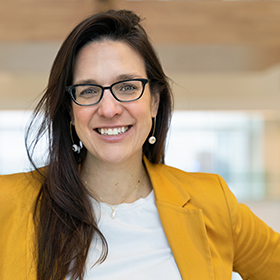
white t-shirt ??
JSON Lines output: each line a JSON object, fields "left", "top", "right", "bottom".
{"left": 81, "top": 190, "right": 182, "bottom": 280}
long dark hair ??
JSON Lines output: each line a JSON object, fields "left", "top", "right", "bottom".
{"left": 26, "top": 10, "right": 173, "bottom": 280}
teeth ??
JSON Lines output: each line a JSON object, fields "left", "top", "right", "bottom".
{"left": 98, "top": 126, "right": 129, "bottom": 136}
{"left": 108, "top": 128, "right": 113, "bottom": 135}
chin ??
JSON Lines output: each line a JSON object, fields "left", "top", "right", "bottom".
{"left": 102, "top": 155, "right": 131, "bottom": 165}
{"left": 96, "top": 149, "right": 142, "bottom": 165}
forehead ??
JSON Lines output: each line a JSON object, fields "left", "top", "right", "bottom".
{"left": 73, "top": 40, "right": 147, "bottom": 84}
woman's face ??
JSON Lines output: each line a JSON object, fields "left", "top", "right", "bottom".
{"left": 71, "top": 40, "right": 159, "bottom": 166}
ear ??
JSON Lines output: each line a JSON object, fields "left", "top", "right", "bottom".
{"left": 151, "top": 92, "right": 160, "bottom": 118}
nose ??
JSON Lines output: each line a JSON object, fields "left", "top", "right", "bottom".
{"left": 97, "top": 89, "right": 123, "bottom": 118}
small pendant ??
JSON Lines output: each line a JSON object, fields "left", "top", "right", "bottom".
{"left": 111, "top": 208, "right": 116, "bottom": 219}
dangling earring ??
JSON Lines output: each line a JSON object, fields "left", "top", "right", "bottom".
{"left": 148, "top": 117, "right": 157, "bottom": 144}
{"left": 70, "top": 121, "right": 83, "bottom": 154}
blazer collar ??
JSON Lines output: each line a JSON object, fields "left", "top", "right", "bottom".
{"left": 144, "top": 157, "right": 215, "bottom": 280}
{"left": 143, "top": 156, "right": 191, "bottom": 206}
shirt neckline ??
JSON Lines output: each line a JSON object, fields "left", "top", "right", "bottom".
{"left": 90, "top": 189, "right": 155, "bottom": 211}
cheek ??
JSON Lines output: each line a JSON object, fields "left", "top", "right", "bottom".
{"left": 72, "top": 106, "right": 93, "bottom": 132}
{"left": 138, "top": 105, "right": 153, "bottom": 130}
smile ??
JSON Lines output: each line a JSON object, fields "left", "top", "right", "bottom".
{"left": 97, "top": 126, "right": 130, "bottom": 136}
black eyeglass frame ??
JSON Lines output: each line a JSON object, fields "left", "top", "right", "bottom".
{"left": 66, "top": 78, "right": 149, "bottom": 106}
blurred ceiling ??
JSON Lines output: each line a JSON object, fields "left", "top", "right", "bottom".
{"left": 1, "top": 0, "right": 280, "bottom": 110}
{"left": 1, "top": 0, "right": 280, "bottom": 44}
{"left": 1, "top": 0, "right": 280, "bottom": 71}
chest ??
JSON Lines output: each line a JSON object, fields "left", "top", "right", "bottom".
{"left": 81, "top": 192, "right": 182, "bottom": 280}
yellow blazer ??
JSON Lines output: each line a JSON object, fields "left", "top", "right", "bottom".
{"left": 1, "top": 158, "right": 279, "bottom": 279}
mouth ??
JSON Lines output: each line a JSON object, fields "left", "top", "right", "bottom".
{"left": 96, "top": 126, "right": 130, "bottom": 136}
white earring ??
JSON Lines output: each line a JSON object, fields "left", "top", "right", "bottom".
{"left": 72, "top": 141, "right": 83, "bottom": 154}
{"left": 70, "top": 122, "right": 83, "bottom": 154}
{"left": 148, "top": 117, "right": 156, "bottom": 145}
{"left": 72, "top": 144, "right": 80, "bottom": 153}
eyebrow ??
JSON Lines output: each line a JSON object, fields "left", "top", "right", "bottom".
{"left": 74, "top": 73, "right": 144, "bottom": 85}
{"left": 116, "top": 74, "right": 142, "bottom": 81}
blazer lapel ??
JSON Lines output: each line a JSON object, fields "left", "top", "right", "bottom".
{"left": 144, "top": 158, "right": 215, "bottom": 280}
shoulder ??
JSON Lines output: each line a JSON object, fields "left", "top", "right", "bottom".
{"left": 0, "top": 170, "right": 44, "bottom": 215}
{"left": 0, "top": 169, "right": 43, "bottom": 193}
{"left": 144, "top": 156, "right": 230, "bottom": 200}
{"left": 154, "top": 162, "right": 228, "bottom": 194}
{"left": 161, "top": 163, "right": 222, "bottom": 182}
{"left": 145, "top": 157, "right": 234, "bottom": 210}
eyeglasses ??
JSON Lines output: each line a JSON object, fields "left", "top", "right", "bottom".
{"left": 66, "top": 78, "right": 149, "bottom": 106}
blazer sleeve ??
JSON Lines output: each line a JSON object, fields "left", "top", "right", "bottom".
{"left": 218, "top": 176, "right": 280, "bottom": 279}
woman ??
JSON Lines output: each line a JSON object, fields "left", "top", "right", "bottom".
{"left": 0, "top": 9, "right": 279, "bottom": 280}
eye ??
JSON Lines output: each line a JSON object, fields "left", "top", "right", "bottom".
{"left": 120, "top": 84, "right": 136, "bottom": 91}
{"left": 80, "top": 88, "right": 97, "bottom": 95}
{"left": 77, "top": 86, "right": 100, "bottom": 98}
{"left": 115, "top": 82, "right": 139, "bottom": 95}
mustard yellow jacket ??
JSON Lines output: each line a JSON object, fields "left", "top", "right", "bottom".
{"left": 1, "top": 158, "right": 280, "bottom": 279}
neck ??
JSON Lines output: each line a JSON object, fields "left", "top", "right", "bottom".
{"left": 81, "top": 153, "right": 151, "bottom": 205}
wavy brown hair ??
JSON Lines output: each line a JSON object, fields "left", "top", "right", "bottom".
{"left": 26, "top": 10, "right": 173, "bottom": 280}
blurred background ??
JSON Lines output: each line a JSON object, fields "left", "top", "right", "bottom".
{"left": 0, "top": 1, "right": 280, "bottom": 278}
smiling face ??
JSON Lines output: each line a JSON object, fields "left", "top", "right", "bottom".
{"left": 71, "top": 40, "right": 159, "bottom": 167}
